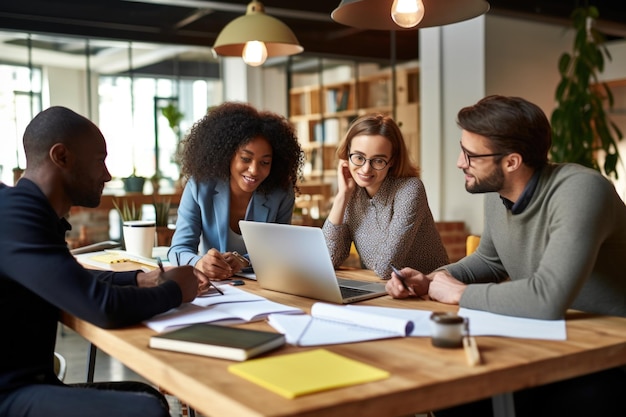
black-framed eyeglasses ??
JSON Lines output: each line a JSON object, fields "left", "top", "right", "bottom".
{"left": 459, "top": 142, "right": 504, "bottom": 166}
{"left": 348, "top": 153, "right": 389, "bottom": 171}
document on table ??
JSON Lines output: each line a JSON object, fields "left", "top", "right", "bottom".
{"left": 458, "top": 307, "right": 567, "bottom": 340}
{"left": 268, "top": 303, "right": 567, "bottom": 345}
{"left": 347, "top": 305, "right": 567, "bottom": 340}
{"left": 267, "top": 302, "right": 415, "bottom": 346}
{"left": 144, "top": 285, "right": 303, "bottom": 333}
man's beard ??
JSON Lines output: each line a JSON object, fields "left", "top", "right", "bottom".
{"left": 465, "top": 165, "right": 504, "bottom": 194}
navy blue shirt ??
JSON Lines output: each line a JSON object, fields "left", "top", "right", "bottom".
{"left": 0, "top": 179, "right": 181, "bottom": 392}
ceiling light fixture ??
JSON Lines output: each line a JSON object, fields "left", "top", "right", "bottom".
{"left": 213, "top": 0, "right": 303, "bottom": 67}
{"left": 391, "top": 0, "right": 424, "bottom": 28}
{"left": 332, "top": 0, "right": 490, "bottom": 31}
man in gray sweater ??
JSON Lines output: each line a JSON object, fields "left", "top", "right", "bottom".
{"left": 386, "top": 95, "right": 626, "bottom": 417}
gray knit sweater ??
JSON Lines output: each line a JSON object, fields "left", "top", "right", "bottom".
{"left": 447, "top": 163, "right": 626, "bottom": 319}
{"left": 323, "top": 176, "right": 449, "bottom": 279}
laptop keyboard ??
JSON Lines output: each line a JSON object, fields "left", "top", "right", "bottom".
{"left": 339, "top": 286, "right": 371, "bottom": 299}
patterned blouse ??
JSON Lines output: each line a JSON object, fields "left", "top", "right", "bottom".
{"left": 322, "top": 176, "right": 449, "bottom": 279}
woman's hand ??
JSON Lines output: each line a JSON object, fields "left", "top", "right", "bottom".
{"left": 336, "top": 159, "right": 356, "bottom": 198}
{"left": 195, "top": 248, "right": 234, "bottom": 280}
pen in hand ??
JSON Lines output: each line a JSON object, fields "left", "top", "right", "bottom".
{"left": 390, "top": 263, "right": 410, "bottom": 291}
{"left": 157, "top": 257, "right": 166, "bottom": 274}
{"left": 195, "top": 269, "right": 225, "bottom": 296}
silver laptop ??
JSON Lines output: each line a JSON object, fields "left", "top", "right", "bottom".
{"left": 239, "top": 221, "right": 388, "bottom": 304}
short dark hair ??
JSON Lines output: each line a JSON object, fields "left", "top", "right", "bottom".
{"left": 179, "top": 102, "right": 303, "bottom": 193}
{"left": 23, "top": 106, "right": 96, "bottom": 167}
{"left": 457, "top": 95, "right": 552, "bottom": 169}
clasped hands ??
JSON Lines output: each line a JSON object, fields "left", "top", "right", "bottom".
{"left": 385, "top": 267, "right": 466, "bottom": 305}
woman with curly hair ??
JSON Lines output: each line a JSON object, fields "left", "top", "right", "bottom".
{"left": 168, "top": 102, "right": 304, "bottom": 280}
{"left": 322, "top": 113, "right": 448, "bottom": 279}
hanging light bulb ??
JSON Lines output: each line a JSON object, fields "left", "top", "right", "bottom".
{"left": 213, "top": 1, "right": 302, "bottom": 67}
{"left": 242, "top": 40, "right": 268, "bottom": 67}
{"left": 391, "top": 0, "right": 425, "bottom": 28}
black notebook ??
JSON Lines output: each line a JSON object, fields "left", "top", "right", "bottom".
{"left": 149, "top": 323, "right": 286, "bottom": 361}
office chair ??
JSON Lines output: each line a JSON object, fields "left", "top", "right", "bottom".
{"left": 54, "top": 352, "right": 67, "bottom": 381}
{"left": 466, "top": 235, "right": 481, "bottom": 256}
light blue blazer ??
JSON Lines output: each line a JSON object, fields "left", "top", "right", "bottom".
{"left": 167, "top": 177, "right": 295, "bottom": 267}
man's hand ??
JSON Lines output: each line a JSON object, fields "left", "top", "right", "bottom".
{"left": 385, "top": 267, "right": 430, "bottom": 298}
{"left": 195, "top": 248, "right": 234, "bottom": 280}
{"left": 160, "top": 265, "right": 201, "bottom": 303}
{"left": 427, "top": 270, "right": 466, "bottom": 305}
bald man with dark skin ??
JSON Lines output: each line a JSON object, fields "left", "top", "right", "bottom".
{"left": 0, "top": 106, "right": 207, "bottom": 417}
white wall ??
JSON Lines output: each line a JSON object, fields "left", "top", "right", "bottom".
{"left": 485, "top": 16, "right": 573, "bottom": 119}
{"left": 420, "top": 17, "right": 487, "bottom": 235}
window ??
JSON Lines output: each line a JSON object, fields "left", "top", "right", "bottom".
{"left": 0, "top": 63, "right": 42, "bottom": 185}
{"left": 99, "top": 75, "right": 222, "bottom": 186}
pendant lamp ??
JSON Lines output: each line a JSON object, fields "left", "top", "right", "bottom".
{"left": 213, "top": 1, "right": 303, "bottom": 67}
{"left": 332, "top": 0, "right": 490, "bottom": 31}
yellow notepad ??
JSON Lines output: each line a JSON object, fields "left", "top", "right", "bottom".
{"left": 228, "top": 348, "right": 389, "bottom": 399}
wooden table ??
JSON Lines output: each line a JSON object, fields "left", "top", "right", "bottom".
{"left": 62, "top": 269, "right": 626, "bottom": 417}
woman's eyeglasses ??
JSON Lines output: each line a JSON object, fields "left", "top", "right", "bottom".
{"left": 348, "top": 153, "right": 389, "bottom": 170}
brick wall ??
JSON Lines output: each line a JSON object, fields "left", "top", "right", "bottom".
{"left": 435, "top": 221, "right": 469, "bottom": 263}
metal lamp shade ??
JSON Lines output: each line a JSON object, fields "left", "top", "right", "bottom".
{"left": 331, "top": 0, "right": 490, "bottom": 31}
{"left": 213, "top": 1, "right": 303, "bottom": 58}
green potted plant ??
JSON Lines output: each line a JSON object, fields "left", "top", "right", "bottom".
{"left": 122, "top": 167, "right": 146, "bottom": 194}
{"left": 550, "top": 5, "right": 624, "bottom": 180}
{"left": 112, "top": 198, "right": 142, "bottom": 222}
{"left": 161, "top": 101, "right": 185, "bottom": 191}
{"left": 153, "top": 197, "right": 174, "bottom": 247}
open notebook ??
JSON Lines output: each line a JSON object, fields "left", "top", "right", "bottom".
{"left": 239, "top": 221, "right": 387, "bottom": 304}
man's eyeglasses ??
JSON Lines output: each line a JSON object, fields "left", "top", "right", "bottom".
{"left": 349, "top": 153, "right": 389, "bottom": 171}
{"left": 459, "top": 142, "right": 504, "bottom": 166}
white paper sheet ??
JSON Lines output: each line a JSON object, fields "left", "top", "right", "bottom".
{"left": 144, "top": 285, "right": 303, "bottom": 333}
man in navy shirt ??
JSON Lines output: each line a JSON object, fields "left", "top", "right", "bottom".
{"left": 0, "top": 106, "right": 204, "bottom": 417}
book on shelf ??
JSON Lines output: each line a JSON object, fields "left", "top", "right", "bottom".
{"left": 228, "top": 348, "right": 389, "bottom": 399}
{"left": 336, "top": 87, "right": 350, "bottom": 111}
{"left": 149, "top": 323, "right": 286, "bottom": 361}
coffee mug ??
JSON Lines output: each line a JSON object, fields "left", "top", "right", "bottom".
{"left": 122, "top": 220, "right": 156, "bottom": 258}
{"left": 429, "top": 312, "right": 468, "bottom": 348}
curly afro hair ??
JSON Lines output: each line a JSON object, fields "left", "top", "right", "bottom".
{"left": 179, "top": 102, "right": 304, "bottom": 194}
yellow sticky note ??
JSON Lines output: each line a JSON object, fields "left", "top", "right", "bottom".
{"left": 228, "top": 348, "right": 389, "bottom": 399}
{"left": 90, "top": 253, "right": 128, "bottom": 264}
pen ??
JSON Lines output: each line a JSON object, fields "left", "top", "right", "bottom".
{"left": 390, "top": 263, "right": 410, "bottom": 291}
{"left": 157, "top": 257, "right": 166, "bottom": 274}
{"left": 196, "top": 269, "right": 225, "bottom": 296}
